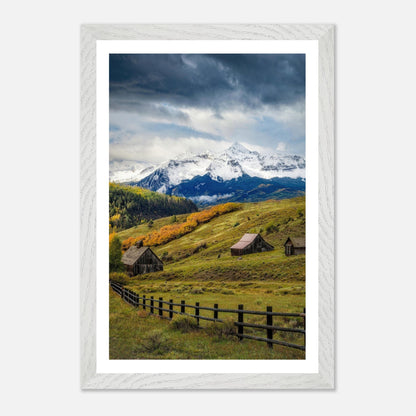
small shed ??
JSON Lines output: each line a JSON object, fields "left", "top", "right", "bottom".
{"left": 284, "top": 237, "right": 306, "bottom": 256}
{"left": 122, "top": 245, "right": 163, "bottom": 276}
{"left": 230, "top": 233, "right": 274, "bottom": 256}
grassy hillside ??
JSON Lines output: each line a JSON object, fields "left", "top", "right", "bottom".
{"left": 111, "top": 196, "right": 306, "bottom": 360}
{"left": 109, "top": 182, "right": 198, "bottom": 231}
{"left": 117, "top": 196, "right": 305, "bottom": 282}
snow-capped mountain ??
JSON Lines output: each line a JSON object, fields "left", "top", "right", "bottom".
{"left": 109, "top": 160, "right": 155, "bottom": 183}
{"left": 122, "top": 143, "right": 305, "bottom": 205}
{"left": 129, "top": 143, "right": 304, "bottom": 191}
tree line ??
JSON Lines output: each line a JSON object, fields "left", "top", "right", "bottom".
{"left": 121, "top": 202, "right": 240, "bottom": 251}
{"left": 109, "top": 183, "right": 197, "bottom": 231}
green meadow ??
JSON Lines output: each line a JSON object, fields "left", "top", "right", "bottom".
{"left": 111, "top": 196, "right": 306, "bottom": 359}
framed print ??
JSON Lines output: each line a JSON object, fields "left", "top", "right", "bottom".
{"left": 80, "top": 24, "right": 334, "bottom": 389}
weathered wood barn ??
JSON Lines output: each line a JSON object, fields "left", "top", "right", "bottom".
{"left": 122, "top": 245, "right": 163, "bottom": 276}
{"left": 284, "top": 237, "right": 306, "bottom": 256}
{"left": 230, "top": 233, "right": 274, "bottom": 256}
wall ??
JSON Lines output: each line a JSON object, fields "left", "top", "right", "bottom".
{"left": 1, "top": 1, "right": 415, "bottom": 416}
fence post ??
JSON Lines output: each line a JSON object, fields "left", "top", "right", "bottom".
{"left": 143, "top": 295, "right": 146, "bottom": 310}
{"left": 266, "top": 306, "right": 273, "bottom": 349}
{"left": 169, "top": 299, "right": 173, "bottom": 320}
{"left": 159, "top": 297, "right": 163, "bottom": 317}
{"left": 303, "top": 307, "right": 306, "bottom": 350}
{"left": 238, "top": 304, "right": 244, "bottom": 339}
{"left": 121, "top": 287, "right": 125, "bottom": 300}
{"left": 181, "top": 300, "right": 185, "bottom": 314}
{"left": 150, "top": 296, "right": 154, "bottom": 314}
{"left": 214, "top": 303, "right": 218, "bottom": 320}
{"left": 195, "top": 302, "right": 200, "bottom": 327}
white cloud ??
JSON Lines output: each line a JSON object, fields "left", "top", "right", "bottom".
{"left": 189, "top": 194, "right": 234, "bottom": 204}
{"left": 109, "top": 135, "right": 231, "bottom": 164}
{"left": 276, "top": 142, "right": 287, "bottom": 152}
{"left": 109, "top": 98, "right": 306, "bottom": 163}
{"left": 182, "top": 107, "right": 257, "bottom": 140}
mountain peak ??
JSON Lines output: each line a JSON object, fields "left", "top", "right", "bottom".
{"left": 117, "top": 142, "right": 305, "bottom": 194}
{"left": 227, "top": 142, "right": 250, "bottom": 153}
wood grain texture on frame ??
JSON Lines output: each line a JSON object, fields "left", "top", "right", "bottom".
{"left": 80, "top": 24, "right": 334, "bottom": 390}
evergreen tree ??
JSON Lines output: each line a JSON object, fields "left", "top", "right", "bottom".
{"left": 109, "top": 234, "right": 124, "bottom": 272}
{"left": 109, "top": 183, "right": 197, "bottom": 231}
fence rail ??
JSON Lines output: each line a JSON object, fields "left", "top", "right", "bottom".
{"left": 110, "top": 280, "right": 305, "bottom": 351}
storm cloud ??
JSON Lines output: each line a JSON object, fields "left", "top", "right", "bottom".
{"left": 109, "top": 54, "right": 305, "bottom": 162}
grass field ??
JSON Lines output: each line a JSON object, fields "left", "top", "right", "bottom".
{"left": 110, "top": 289, "right": 305, "bottom": 360}
{"left": 111, "top": 196, "right": 306, "bottom": 359}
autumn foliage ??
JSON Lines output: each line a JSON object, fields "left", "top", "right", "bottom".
{"left": 121, "top": 236, "right": 144, "bottom": 252}
{"left": 121, "top": 202, "right": 240, "bottom": 251}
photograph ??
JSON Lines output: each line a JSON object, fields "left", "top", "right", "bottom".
{"left": 107, "top": 52, "right": 307, "bottom": 360}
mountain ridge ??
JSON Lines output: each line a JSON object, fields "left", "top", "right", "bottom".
{"left": 124, "top": 143, "right": 305, "bottom": 205}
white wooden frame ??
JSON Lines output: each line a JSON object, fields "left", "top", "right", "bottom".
{"left": 80, "top": 24, "right": 334, "bottom": 389}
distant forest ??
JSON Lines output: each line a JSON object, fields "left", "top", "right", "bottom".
{"left": 109, "top": 183, "right": 197, "bottom": 231}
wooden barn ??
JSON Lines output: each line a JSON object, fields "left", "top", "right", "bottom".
{"left": 122, "top": 245, "right": 163, "bottom": 276}
{"left": 230, "top": 233, "right": 274, "bottom": 256}
{"left": 284, "top": 237, "right": 306, "bottom": 256}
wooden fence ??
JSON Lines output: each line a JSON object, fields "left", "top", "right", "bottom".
{"left": 110, "top": 280, "right": 305, "bottom": 351}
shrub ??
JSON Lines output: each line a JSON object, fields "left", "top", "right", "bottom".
{"left": 265, "top": 221, "right": 275, "bottom": 234}
{"left": 192, "top": 242, "right": 207, "bottom": 254}
{"left": 190, "top": 287, "right": 204, "bottom": 294}
{"left": 109, "top": 272, "right": 129, "bottom": 285}
{"left": 140, "top": 330, "right": 170, "bottom": 354}
{"left": 170, "top": 315, "right": 199, "bottom": 333}
{"left": 221, "top": 289, "right": 234, "bottom": 295}
{"left": 288, "top": 318, "right": 304, "bottom": 329}
{"left": 206, "top": 317, "right": 237, "bottom": 338}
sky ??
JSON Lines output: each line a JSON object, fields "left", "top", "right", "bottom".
{"left": 109, "top": 54, "right": 305, "bottom": 164}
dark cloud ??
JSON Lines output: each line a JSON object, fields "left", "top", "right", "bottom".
{"left": 109, "top": 54, "right": 305, "bottom": 112}
{"left": 109, "top": 53, "right": 306, "bottom": 159}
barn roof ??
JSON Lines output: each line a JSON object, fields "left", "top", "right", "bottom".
{"left": 122, "top": 246, "right": 150, "bottom": 266}
{"left": 285, "top": 237, "right": 305, "bottom": 248}
{"left": 230, "top": 233, "right": 260, "bottom": 250}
